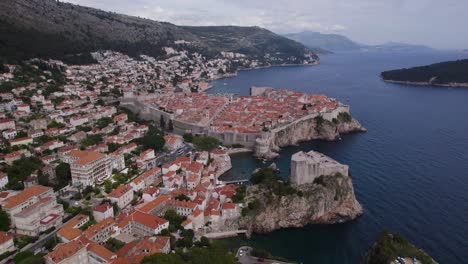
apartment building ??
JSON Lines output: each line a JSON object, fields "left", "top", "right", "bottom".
{"left": 1, "top": 185, "right": 63, "bottom": 236}
{"left": 67, "top": 150, "right": 112, "bottom": 187}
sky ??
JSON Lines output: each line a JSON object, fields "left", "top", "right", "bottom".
{"left": 63, "top": 0, "right": 468, "bottom": 50}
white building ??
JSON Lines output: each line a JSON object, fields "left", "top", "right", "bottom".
{"left": 0, "top": 231, "right": 14, "bottom": 255}
{"left": 0, "top": 173, "right": 8, "bottom": 189}
{"left": 108, "top": 184, "right": 133, "bottom": 209}
{"left": 93, "top": 203, "right": 114, "bottom": 223}
{"left": 67, "top": 150, "right": 112, "bottom": 187}
{"left": 1, "top": 185, "right": 64, "bottom": 236}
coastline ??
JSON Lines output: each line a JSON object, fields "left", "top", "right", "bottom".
{"left": 382, "top": 78, "right": 468, "bottom": 88}
{"left": 205, "top": 61, "right": 320, "bottom": 92}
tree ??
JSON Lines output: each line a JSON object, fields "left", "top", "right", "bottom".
{"left": 0, "top": 208, "right": 11, "bottom": 231}
{"left": 160, "top": 115, "right": 166, "bottom": 130}
{"left": 168, "top": 119, "right": 174, "bottom": 132}
{"left": 183, "top": 133, "right": 193, "bottom": 143}
{"left": 6, "top": 157, "right": 43, "bottom": 190}
{"left": 163, "top": 209, "right": 185, "bottom": 230}
{"left": 55, "top": 162, "right": 71, "bottom": 187}
{"left": 104, "top": 180, "right": 113, "bottom": 194}
{"left": 137, "top": 127, "right": 165, "bottom": 151}
{"left": 175, "top": 194, "right": 190, "bottom": 202}
{"left": 192, "top": 136, "right": 220, "bottom": 151}
{"left": 47, "top": 120, "right": 65, "bottom": 129}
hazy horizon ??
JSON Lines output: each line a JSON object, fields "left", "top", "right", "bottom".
{"left": 63, "top": 0, "right": 468, "bottom": 50}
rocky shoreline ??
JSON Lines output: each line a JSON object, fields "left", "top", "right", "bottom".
{"left": 255, "top": 117, "right": 367, "bottom": 160}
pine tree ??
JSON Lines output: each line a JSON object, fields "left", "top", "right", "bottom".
{"left": 160, "top": 116, "right": 166, "bottom": 130}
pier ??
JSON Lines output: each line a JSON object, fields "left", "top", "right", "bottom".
{"left": 217, "top": 179, "right": 250, "bottom": 185}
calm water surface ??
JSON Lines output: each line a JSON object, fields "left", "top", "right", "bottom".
{"left": 208, "top": 51, "right": 468, "bottom": 264}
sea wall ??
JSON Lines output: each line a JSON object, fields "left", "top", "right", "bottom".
{"left": 254, "top": 107, "right": 366, "bottom": 159}
{"left": 121, "top": 97, "right": 365, "bottom": 155}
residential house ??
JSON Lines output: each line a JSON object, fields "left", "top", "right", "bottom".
{"left": 108, "top": 185, "right": 133, "bottom": 209}
{"left": 93, "top": 203, "right": 114, "bottom": 223}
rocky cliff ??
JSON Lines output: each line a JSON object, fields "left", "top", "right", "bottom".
{"left": 240, "top": 172, "right": 362, "bottom": 235}
{"left": 255, "top": 116, "right": 366, "bottom": 159}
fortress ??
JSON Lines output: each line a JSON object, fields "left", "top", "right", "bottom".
{"left": 290, "top": 150, "right": 349, "bottom": 185}
{"left": 121, "top": 87, "right": 356, "bottom": 157}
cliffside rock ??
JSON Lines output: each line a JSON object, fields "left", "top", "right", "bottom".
{"left": 254, "top": 117, "right": 366, "bottom": 160}
{"left": 240, "top": 172, "right": 362, "bottom": 235}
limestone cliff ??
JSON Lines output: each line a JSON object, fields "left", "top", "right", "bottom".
{"left": 255, "top": 117, "right": 366, "bottom": 159}
{"left": 240, "top": 172, "right": 362, "bottom": 235}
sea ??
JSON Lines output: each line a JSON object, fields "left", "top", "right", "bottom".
{"left": 207, "top": 50, "right": 468, "bottom": 264}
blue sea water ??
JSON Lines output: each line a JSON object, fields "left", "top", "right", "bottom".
{"left": 207, "top": 51, "right": 468, "bottom": 264}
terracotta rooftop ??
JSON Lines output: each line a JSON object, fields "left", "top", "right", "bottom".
{"left": 46, "top": 239, "right": 87, "bottom": 263}
{"left": 94, "top": 202, "right": 113, "bottom": 213}
{"left": 108, "top": 184, "right": 132, "bottom": 198}
{"left": 0, "top": 231, "right": 13, "bottom": 244}
{"left": 70, "top": 150, "right": 105, "bottom": 166}
{"left": 2, "top": 185, "right": 51, "bottom": 209}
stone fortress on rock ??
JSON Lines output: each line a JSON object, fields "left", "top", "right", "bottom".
{"left": 290, "top": 150, "right": 349, "bottom": 185}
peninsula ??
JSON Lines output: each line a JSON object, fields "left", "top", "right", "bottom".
{"left": 381, "top": 59, "right": 468, "bottom": 87}
{"left": 240, "top": 150, "right": 362, "bottom": 235}
{"left": 123, "top": 86, "right": 366, "bottom": 160}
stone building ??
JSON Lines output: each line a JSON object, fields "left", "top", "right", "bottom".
{"left": 290, "top": 151, "right": 349, "bottom": 185}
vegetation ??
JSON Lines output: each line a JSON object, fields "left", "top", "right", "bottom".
{"left": 0, "top": 0, "right": 315, "bottom": 65}
{"left": 0, "top": 208, "right": 11, "bottom": 231}
{"left": 192, "top": 136, "right": 220, "bottom": 151}
{"left": 381, "top": 59, "right": 468, "bottom": 85}
{"left": 337, "top": 112, "right": 352, "bottom": 123}
{"left": 231, "top": 185, "right": 246, "bottom": 203}
{"left": 314, "top": 115, "right": 325, "bottom": 129}
{"left": 15, "top": 236, "right": 37, "bottom": 249}
{"left": 163, "top": 209, "right": 186, "bottom": 231}
{"left": 47, "top": 120, "right": 65, "bottom": 129}
{"left": 0, "top": 61, "right": 65, "bottom": 93}
{"left": 13, "top": 250, "right": 44, "bottom": 264}
{"left": 55, "top": 162, "right": 71, "bottom": 188}
{"left": 105, "top": 238, "right": 126, "bottom": 252}
{"left": 183, "top": 133, "right": 193, "bottom": 143}
{"left": 175, "top": 194, "right": 191, "bottom": 202}
{"left": 0, "top": 251, "right": 15, "bottom": 262}
{"left": 250, "top": 168, "right": 297, "bottom": 196}
{"left": 95, "top": 117, "right": 113, "bottom": 129}
{"left": 364, "top": 230, "right": 436, "bottom": 264}
{"left": 5, "top": 157, "right": 43, "bottom": 190}
{"left": 81, "top": 134, "right": 103, "bottom": 148}
{"left": 141, "top": 241, "right": 236, "bottom": 264}
{"left": 44, "top": 235, "right": 59, "bottom": 252}
{"left": 137, "top": 126, "right": 165, "bottom": 151}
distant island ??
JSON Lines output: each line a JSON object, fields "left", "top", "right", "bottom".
{"left": 381, "top": 59, "right": 468, "bottom": 87}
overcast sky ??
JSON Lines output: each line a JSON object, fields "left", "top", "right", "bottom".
{"left": 63, "top": 0, "right": 467, "bottom": 49}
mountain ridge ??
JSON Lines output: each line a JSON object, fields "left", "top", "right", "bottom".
{"left": 284, "top": 30, "right": 433, "bottom": 53}
{"left": 0, "top": 0, "right": 317, "bottom": 64}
